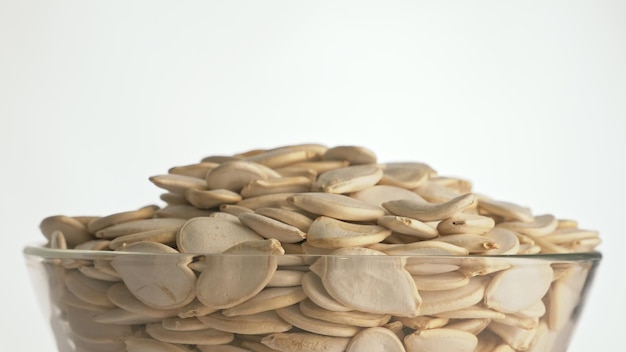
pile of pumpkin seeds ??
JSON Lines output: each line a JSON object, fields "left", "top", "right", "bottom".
{"left": 37, "top": 144, "right": 601, "bottom": 352}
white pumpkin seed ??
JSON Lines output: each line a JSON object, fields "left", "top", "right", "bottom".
{"left": 346, "top": 327, "right": 406, "bottom": 352}
{"left": 197, "top": 310, "right": 292, "bottom": 335}
{"left": 275, "top": 305, "right": 361, "bottom": 337}
{"left": 149, "top": 174, "right": 206, "bottom": 195}
{"left": 322, "top": 145, "right": 377, "bottom": 165}
{"left": 485, "top": 264, "right": 553, "bottom": 313}
{"left": 351, "top": 184, "right": 427, "bottom": 207}
{"left": 404, "top": 328, "right": 478, "bottom": 352}
{"left": 185, "top": 188, "right": 242, "bottom": 209}
{"left": 205, "top": 160, "right": 281, "bottom": 192}
{"left": 307, "top": 216, "right": 391, "bottom": 249}
{"left": 241, "top": 176, "right": 312, "bottom": 198}
{"left": 145, "top": 323, "right": 234, "bottom": 345}
{"left": 383, "top": 193, "right": 476, "bottom": 222}
{"left": 261, "top": 332, "right": 350, "bottom": 352}
{"left": 377, "top": 215, "right": 439, "bottom": 240}
{"left": 299, "top": 299, "right": 391, "bottom": 327}
{"left": 313, "top": 164, "right": 383, "bottom": 194}
{"left": 177, "top": 216, "right": 263, "bottom": 254}
{"left": 239, "top": 213, "right": 307, "bottom": 244}
{"left": 222, "top": 287, "right": 308, "bottom": 317}
{"left": 437, "top": 214, "right": 495, "bottom": 235}
{"left": 287, "top": 192, "right": 385, "bottom": 221}
{"left": 419, "top": 277, "right": 489, "bottom": 316}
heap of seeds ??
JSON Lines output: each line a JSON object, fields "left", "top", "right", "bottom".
{"left": 38, "top": 144, "right": 601, "bottom": 352}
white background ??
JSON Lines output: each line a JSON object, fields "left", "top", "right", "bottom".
{"left": 1, "top": 1, "right": 624, "bottom": 350}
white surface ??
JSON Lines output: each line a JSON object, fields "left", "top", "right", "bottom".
{"left": 1, "top": 1, "right": 624, "bottom": 350}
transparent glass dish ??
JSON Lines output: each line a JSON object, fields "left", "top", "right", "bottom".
{"left": 24, "top": 245, "right": 601, "bottom": 352}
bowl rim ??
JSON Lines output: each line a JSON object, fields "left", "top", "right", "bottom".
{"left": 23, "top": 243, "right": 602, "bottom": 262}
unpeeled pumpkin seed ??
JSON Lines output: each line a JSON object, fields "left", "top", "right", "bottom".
{"left": 350, "top": 184, "right": 427, "bottom": 207}
{"left": 307, "top": 216, "right": 391, "bottom": 249}
{"left": 111, "top": 242, "right": 196, "bottom": 310}
{"left": 313, "top": 164, "right": 383, "bottom": 194}
{"left": 321, "top": 145, "right": 377, "bottom": 165}
{"left": 404, "top": 328, "right": 478, "bottom": 352}
{"left": 177, "top": 216, "right": 263, "bottom": 254}
{"left": 287, "top": 192, "right": 385, "bottom": 221}
{"left": 346, "top": 327, "right": 406, "bottom": 352}
{"left": 197, "top": 310, "right": 292, "bottom": 335}
{"left": 383, "top": 193, "right": 476, "bottom": 222}
{"left": 205, "top": 160, "right": 281, "bottom": 192}
{"left": 261, "top": 332, "right": 351, "bottom": 352}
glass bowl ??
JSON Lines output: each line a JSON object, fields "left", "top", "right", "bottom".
{"left": 24, "top": 245, "right": 601, "bottom": 352}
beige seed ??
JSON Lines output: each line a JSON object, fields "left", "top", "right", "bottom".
{"left": 474, "top": 331, "right": 499, "bottom": 352}
{"left": 515, "top": 299, "right": 546, "bottom": 318}
{"left": 379, "top": 162, "right": 435, "bottom": 189}
{"left": 78, "top": 265, "right": 121, "bottom": 282}
{"left": 404, "top": 328, "right": 478, "bottom": 352}
{"left": 239, "top": 212, "right": 307, "bottom": 244}
{"left": 95, "top": 218, "right": 186, "bottom": 239}
{"left": 149, "top": 174, "right": 206, "bottom": 195}
{"left": 419, "top": 276, "right": 489, "bottom": 316}
{"left": 160, "top": 192, "right": 190, "bottom": 205}
{"left": 197, "top": 345, "right": 252, "bottom": 352}
{"left": 497, "top": 214, "right": 558, "bottom": 237}
{"left": 377, "top": 215, "right": 439, "bottom": 240}
{"left": 49, "top": 230, "right": 67, "bottom": 250}
{"left": 87, "top": 205, "right": 159, "bottom": 233}
{"left": 222, "top": 287, "right": 308, "bottom": 317}
{"left": 111, "top": 242, "right": 196, "bottom": 310}
{"left": 108, "top": 227, "right": 179, "bottom": 250}
{"left": 351, "top": 184, "right": 427, "bottom": 207}
{"left": 313, "top": 164, "right": 383, "bottom": 194}
{"left": 346, "top": 327, "right": 406, "bottom": 352}
{"left": 240, "top": 340, "right": 282, "bottom": 352}
{"left": 383, "top": 193, "right": 476, "bottom": 222}
{"left": 196, "top": 250, "right": 277, "bottom": 309}
{"left": 542, "top": 227, "right": 600, "bottom": 245}
{"left": 381, "top": 241, "right": 469, "bottom": 256}
{"left": 73, "top": 334, "right": 127, "bottom": 352}
{"left": 433, "top": 305, "right": 506, "bottom": 320}
{"left": 200, "top": 155, "right": 242, "bottom": 163}
{"left": 125, "top": 337, "right": 192, "bottom": 352}
{"left": 433, "top": 234, "right": 499, "bottom": 253}
{"left": 176, "top": 216, "right": 263, "bottom": 254}
{"left": 315, "top": 251, "right": 421, "bottom": 317}
{"left": 481, "top": 228, "right": 520, "bottom": 255}
{"left": 425, "top": 176, "right": 472, "bottom": 193}
{"left": 255, "top": 207, "right": 313, "bottom": 232}
{"left": 396, "top": 315, "right": 449, "bottom": 330}
{"left": 477, "top": 195, "right": 534, "bottom": 223}
{"left": 299, "top": 299, "right": 391, "bottom": 327}
{"left": 485, "top": 264, "right": 553, "bottom": 313}
{"left": 66, "top": 305, "right": 134, "bottom": 342}
{"left": 219, "top": 204, "right": 254, "bottom": 216}
{"left": 445, "top": 318, "right": 491, "bottom": 335}
{"left": 493, "top": 313, "right": 539, "bottom": 329}
{"left": 40, "top": 215, "right": 93, "bottom": 248}
{"left": 237, "top": 193, "right": 294, "bottom": 210}
{"left": 197, "top": 310, "right": 292, "bottom": 335}
{"left": 412, "top": 271, "right": 470, "bottom": 291}
{"left": 287, "top": 192, "right": 385, "bottom": 221}
{"left": 92, "top": 308, "right": 163, "bottom": 325}
{"left": 156, "top": 205, "right": 215, "bottom": 219}
{"left": 145, "top": 323, "right": 234, "bottom": 345}
{"left": 241, "top": 176, "right": 312, "bottom": 198}
{"left": 177, "top": 299, "right": 219, "bottom": 319}
{"left": 274, "top": 166, "right": 318, "bottom": 182}
{"left": 267, "top": 270, "right": 305, "bottom": 287}
{"left": 322, "top": 145, "right": 377, "bottom": 165}
{"left": 301, "top": 272, "right": 352, "bottom": 312}
{"left": 245, "top": 148, "right": 321, "bottom": 168}
{"left": 205, "top": 160, "right": 281, "bottom": 192}
{"left": 414, "top": 181, "right": 463, "bottom": 203}
{"left": 185, "top": 188, "right": 242, "bottom": 209}
{"left": 405, "top": 262, "right": 460, "bottom": 276}
{"left": 307, "top": 216, "right": 391, "bottom": 249}
{"left": 261, "top": 332, "right": 350, "bottom": 352}
{"left": 107, "top": 283, "right": 181, "bottom": 319}
{"left": 492, "top": 344, "right": 517, "bottom": 352}
{"left": 288, "top": 160, "right": 350, "bottom": 173}
{"left": 168, "top": 162, "right": 219, "bottom": 179}
{"left": 437, "top": 214, "right": 495, "bottom": 235}
{"left": 275, "top": 305, "right": 361, "bottom": 337}
{"left": 488, "top": 321, "right": 538, "bottom": 351}
{"left": 548, "top": 264, "right": 589, "bottom": 331}
{"left": 74, "top": 239, "right": 111, "bottom": 251}
{"left": 65, "top": 270, "right": 115, "bottom": 308}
